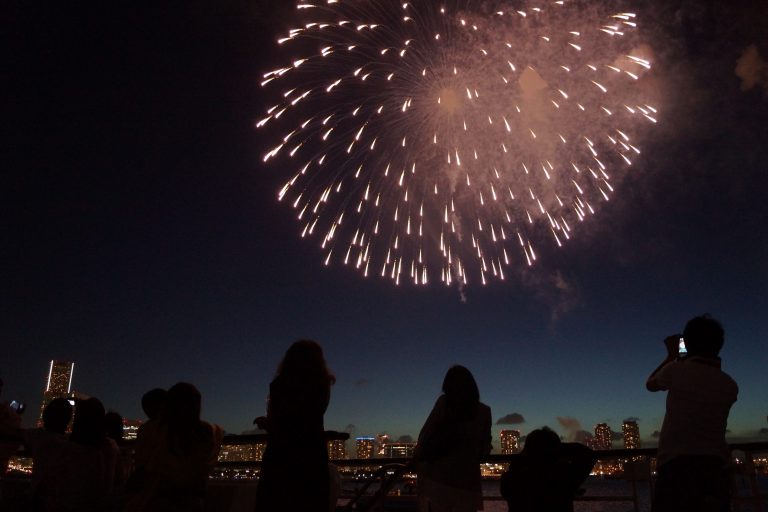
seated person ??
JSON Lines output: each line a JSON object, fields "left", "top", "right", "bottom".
{"left": 501, "top": 427, "right": 596, "bottom": 512}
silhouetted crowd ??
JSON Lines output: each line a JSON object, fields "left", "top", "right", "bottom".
{"left": 0, "top": 314, "right": 738, "bottom": 512}
{"left": 0, "top": 382, "right": 222, "bottom": 512}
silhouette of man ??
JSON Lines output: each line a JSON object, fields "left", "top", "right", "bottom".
{"left": 647, "top": 315, "right": 738, "bottom": 512}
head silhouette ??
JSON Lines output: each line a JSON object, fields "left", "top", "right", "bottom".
{"left": 167, "top": 382, "right": 201, "bottom": 427}
{"left": 442, "top": 365, "right": 480, "bottom": 420}
{"left": 71, "top": 398, "right": 107, "bottom": 447}
{"left": 43, "top": 397, "right": 73, "bottom": 434}
{"left": 141, "top": 388, "right": 167, "bottom": 421}
{"left": 522, "top": 427, "right": 561, "bottom": 461}
{"left": 683, "top": 314, "right": 724, "bottom": 358}
{"left": 165, "top": 382, "right": 211, "bottom": 457}
{"left": 105, "top": 412, "right": 124, "bottom": 442}
{"left": 278, "top": 339, "right": 335, "bottom": 385}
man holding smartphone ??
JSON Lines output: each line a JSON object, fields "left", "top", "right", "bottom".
{"left": 646, "top": 315, "right": 738, "bottom": 512}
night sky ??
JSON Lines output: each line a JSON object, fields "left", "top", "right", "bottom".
{"left": 4, "top": 1, "right": 767, "bottom": 448}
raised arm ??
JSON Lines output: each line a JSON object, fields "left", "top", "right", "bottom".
{"left": 646, "top": 335, "right": 681, "bottom": 391}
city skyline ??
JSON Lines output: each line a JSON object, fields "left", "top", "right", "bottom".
{"left": 4, "top": 2, "right": 767, "bottom": 450}
{"left": 17, "top": 359, "right": 764, "bottom": 452}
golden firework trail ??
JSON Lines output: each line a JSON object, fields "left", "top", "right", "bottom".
{"left": 259, "top": 0, "right": 656, "bottom": 286}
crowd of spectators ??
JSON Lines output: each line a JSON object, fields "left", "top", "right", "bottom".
{"left": 0, "top": 381, "right": 222, "bottom": 512}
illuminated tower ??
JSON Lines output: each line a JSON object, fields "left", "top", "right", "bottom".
{"left": 37, "top": 360, "right": 75, "bottom": 426}
{"left": 622, "top": 421, "right": 641, "bottom": 449}
{"left": 356, "top": 437, "right": 375, "bottom": 459}
{"left": 328, "top": 439, "right": 347, "bottom": 460}
{"left": 593, "top": 423, "right": 613, "bottom": 451}
{"left": 500, "top": 430, "right": 521, "bottom": 454}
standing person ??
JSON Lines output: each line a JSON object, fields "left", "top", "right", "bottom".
{"left": 646, "top": 314, "right": 738, "bottom": 512}
{"left": 415, "top": 365, "right": 492, "bottom": 512}
{"left": 254, "top": 340, "right": 336, "bottom": 512}
{"left": 24, "top": 398, "right": 73, "bottom": 510}
{"left": 55, "top": 397, "right": 120, "bottom": 512}
{"left": 132, "top": 388, "right": 167, "bottom": 475}
{"left": 138, "top": 382, "right": 223, "bottom": 512}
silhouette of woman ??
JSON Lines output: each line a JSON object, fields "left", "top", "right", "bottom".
{"left": 415, "top": 365, "right": 492, "bottom": 512}
{"left": 255, "top": 340, "right": 336, "bottom": 512}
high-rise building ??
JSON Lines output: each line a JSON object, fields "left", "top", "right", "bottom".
{"left": 328, "top": 439, "right": 347, "bottom": 460}
{"left": 382, "top": 442, "right": 416, "bottom": 458}
{"left": 356, "top": 437, "right": 375, "bottom": 459}
{"left": 593, "top": 423, "right": 613, "bottom": 451}
{"left": 622, "top": 421, "right": 641, "bottom": 449}
{"left": 499, "top": 430, "right": 521, "bottom": 454}
{"left": 37, "top": 360, "right": 75, "bottom": 427}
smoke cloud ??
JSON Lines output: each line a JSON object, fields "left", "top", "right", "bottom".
{"left": 573, "top": 430, "right": 594, "bottom": 445}
{"left": 557, "top": 416, "right": 587, "bottom": 442}
{"left": 497, "top": 412, "right": 526, "bottom": 425}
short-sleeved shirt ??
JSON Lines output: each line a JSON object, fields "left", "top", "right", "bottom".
{"left": 651, "top": 356, "right": 738, "bottom": 465}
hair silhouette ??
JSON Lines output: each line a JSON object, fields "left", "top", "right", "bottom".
{"left": 70, "top": 398, "right": 107, "bottom": 447}
{"left": 442, "top": 365, "right": 480, "bottom": 421}
{"left": 277, "top": 339, "right": 336, "bottom": 386}
{"left": 141, "top": 388, "right": 167, "bottom": 421}
{"left": 166, "top": 382, "right": 208, "bottom": 457}
{"left": 42, "top": 397, "right": 73, "bottom": 434}
{"left": 683, "top": 314, "right": 725, "bottom": 357}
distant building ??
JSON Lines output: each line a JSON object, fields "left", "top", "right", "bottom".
{"left": 622, "top": 421, "right": 641, "bottom": 449}
{"left": 218, "top": 443, "right": 266, "bottom": 462}
{"left": 593, "top": 423, "right": 613, "bottom": 451}
{"left": 376, "top": 433, "right": 390, "bottom": 456}
{"left": 328, "top": 439, "right": 347, "bottom": 460}
{"left": 382, "top": 442, "right": 416, "bottom": 458}
{"left": 356, "top": 437, "right": 375, "bottom": 459}
{"left": 37, "top": 360, "right": 75, "bottom": 427}
{"left": 500, "top": 430, "right": 521, "bottom": 454}
{"left": 122, "top": 419, "right": 143, "bottom": 441}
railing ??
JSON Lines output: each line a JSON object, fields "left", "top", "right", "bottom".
{"left": 5, "top": 435, "right": 767, "bottom": 512}
{"left": 210, "top": 438, "right": 768, "bottom": 512}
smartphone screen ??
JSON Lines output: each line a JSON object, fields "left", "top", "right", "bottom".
{"left": 678, "top": 337, "right": 687, "bottom": 355}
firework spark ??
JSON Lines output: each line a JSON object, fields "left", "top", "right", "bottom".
{"left": 259, "top": 0, "right": 656, "bottom": 286}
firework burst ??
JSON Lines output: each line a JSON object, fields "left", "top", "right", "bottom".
{"left": 258, "top": 0, "right": 656, "bottom": 285}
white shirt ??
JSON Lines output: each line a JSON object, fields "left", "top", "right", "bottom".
{"left": 651, "top": 356, "right": 738, "bottom": 465}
